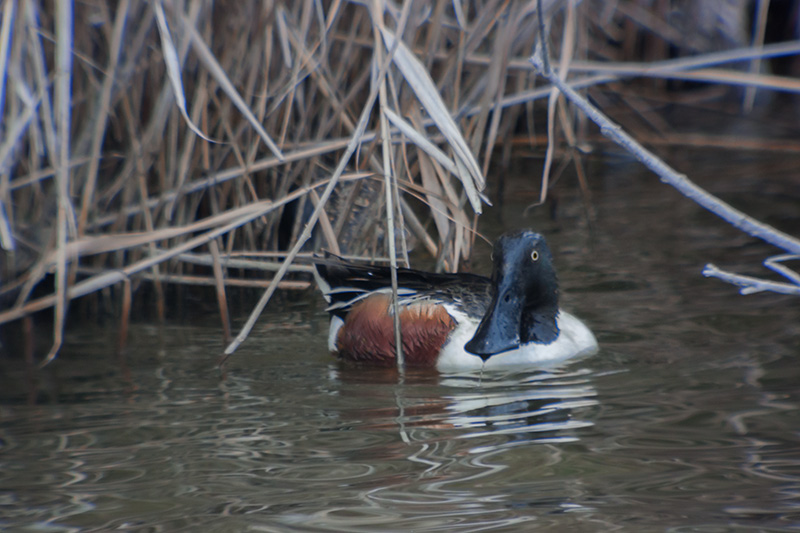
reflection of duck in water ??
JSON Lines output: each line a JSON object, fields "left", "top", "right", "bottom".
{"left": 441, "top": 370, "right": 598, "bottom": 449}
{"left": 328, "top": 367, "right": 599, "bottom": 453}
{"left": 314, "top": 230, "right": 598, "bottom": 372}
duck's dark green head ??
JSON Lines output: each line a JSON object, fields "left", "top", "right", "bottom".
{"left": 464, "top": 230, "right": 560, "bottom": 361}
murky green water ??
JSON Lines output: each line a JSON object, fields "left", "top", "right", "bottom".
{"left": 2, "top": 149, "right": 800, "bottom": 531}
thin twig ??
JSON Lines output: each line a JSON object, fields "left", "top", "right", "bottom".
{"left": 764, "top": 254, "right": 800, "bottom": 286}
{"left": 703, "top": 264, "right": 800, "bottom": 295}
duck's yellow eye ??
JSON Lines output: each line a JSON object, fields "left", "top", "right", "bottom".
{"left": 531, "top": 250, "right": 539, "bottom": 262}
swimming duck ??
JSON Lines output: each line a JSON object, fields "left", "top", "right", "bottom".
{"left": 313, "top": 230, "right": 598, "bottom": 371}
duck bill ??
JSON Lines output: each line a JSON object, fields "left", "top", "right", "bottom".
{"left": 464, "top": 290, "right": 522, "bottom": 362}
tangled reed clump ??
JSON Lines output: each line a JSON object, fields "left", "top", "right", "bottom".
{"left": 1, "top": 0, "right": 798, "bottom": 361}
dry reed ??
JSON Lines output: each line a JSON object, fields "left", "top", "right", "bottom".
{"left": 1, "top": 0, "right": 798, "bottom": 361}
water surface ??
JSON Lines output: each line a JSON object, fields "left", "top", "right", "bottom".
{"left": 1, "top": 149, "right": 799, "bottom": 531}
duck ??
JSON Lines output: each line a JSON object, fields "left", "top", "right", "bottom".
{"left": 313, "top": 229, "right": 598, "bottom": 371}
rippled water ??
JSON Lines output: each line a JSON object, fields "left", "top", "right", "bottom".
{"left": 2, "top": 148, "right": 800, "bottom": 531}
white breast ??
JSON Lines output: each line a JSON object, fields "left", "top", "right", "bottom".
{"left": 436, "top": 309, "right": 598, "bottom": 372}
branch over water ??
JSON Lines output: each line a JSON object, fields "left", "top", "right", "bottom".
{"left": 531, "top": 0, "right": 799, "bottom": 295}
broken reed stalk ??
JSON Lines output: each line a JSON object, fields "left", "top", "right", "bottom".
{"left": 43, "top": 0, "right": 74, "bottom": 367}
{"left": 208, "top": 239, "right": 232, "bottom": 345}
{"left": 374, "top": 0, "right": 406, "bottom": 370}
{"left": 117, "top": 277, "right": 132, "bottom": 359}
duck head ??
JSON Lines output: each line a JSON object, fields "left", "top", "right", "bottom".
{"left": 464, "top": 230, "right": 560, "bottom": 361}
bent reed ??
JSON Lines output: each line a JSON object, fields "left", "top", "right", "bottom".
{"left": 1, "top": 1, "right": 796, "bottom": 361}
